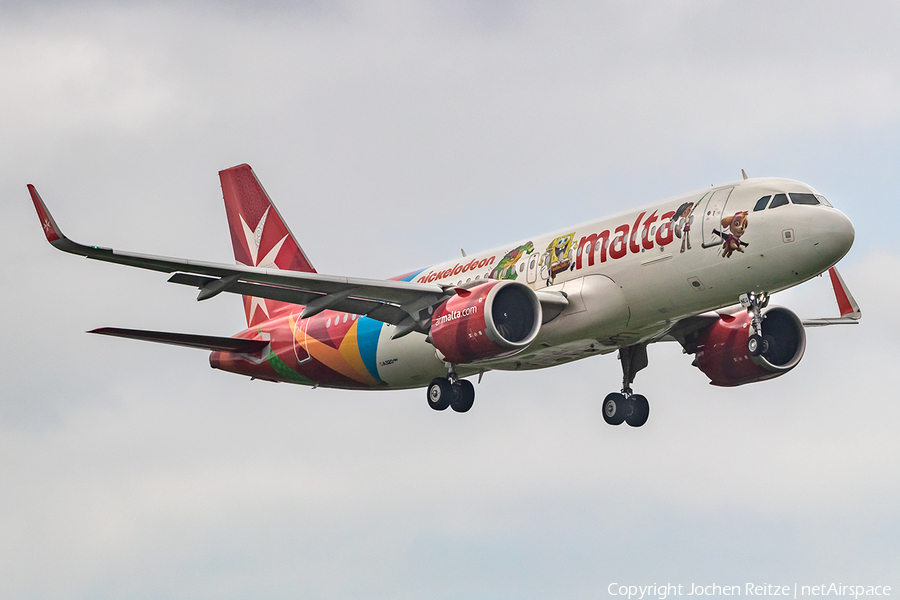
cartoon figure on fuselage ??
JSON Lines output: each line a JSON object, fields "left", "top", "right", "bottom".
{"left": 717, "top": 211, "right": 750, "bottom": 258}
{"left": 543, "top": 233, "right": 575, "bottom": 285}
{"left": 490, "top": 241, "right": 534, "bottom": 281}
{"left": 671, "top": 201, "right": 695, "bottom": 253}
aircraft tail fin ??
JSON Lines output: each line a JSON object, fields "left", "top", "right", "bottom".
{"left": 219, "top": 164, "right": 316, "bottom": 327}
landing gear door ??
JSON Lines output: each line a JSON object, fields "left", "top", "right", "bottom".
{"left": 701, "top": 187, "right": 734, "bottom": 248}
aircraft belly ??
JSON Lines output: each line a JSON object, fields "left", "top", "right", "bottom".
{"left": 489, "top": 339, "right": 617, "bottom": 371}
{"left": 375, "top": 325, "right": 445, "bottom": 388}
{"left": 535, "top": 274, "right": 630, "bottom": 345}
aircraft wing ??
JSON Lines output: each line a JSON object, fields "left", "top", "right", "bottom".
{"left": 30, "top": 185, "right": 567, "bottom": 335}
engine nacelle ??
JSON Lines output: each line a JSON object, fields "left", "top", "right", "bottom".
{"left": 430, "top": 280, "right": 541, "bottom": 364}
{"left": 695, "top": 306, "right": 806, "bottom": 387}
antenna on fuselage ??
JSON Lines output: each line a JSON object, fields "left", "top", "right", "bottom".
{"left": 741, "top": 169, "right": 749, "bottom": 180}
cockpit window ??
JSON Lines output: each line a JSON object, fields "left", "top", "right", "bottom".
{"left": 815, "top": 194, "right": 833, "bottom": 207}
{"left": 753, "top": 196, "right": 771, "bottom": 211}
{"left": 790, "top": 193, "right": 820, "bottom": 205}
{"left": 769, "top": 193, "right": 789, "bottom": 208}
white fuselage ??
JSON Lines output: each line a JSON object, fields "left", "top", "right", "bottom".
{"left": 372, "top": 178, "right": 855, "bottom": 387}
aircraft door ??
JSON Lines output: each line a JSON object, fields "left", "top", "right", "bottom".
{"left": 701, "top": 187, "right": 734, "bottom": 248}
{"left": 291, "top": 315, "right": 312, "bottom": 365}
{"left": 526, "top": 252, "right": 538, "bottom": 285}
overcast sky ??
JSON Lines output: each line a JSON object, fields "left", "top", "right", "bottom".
{"left": 2, "top": 1, "right": 898, "bottom": 598}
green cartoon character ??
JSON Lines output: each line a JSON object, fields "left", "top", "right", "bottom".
{"left": 490, "top": 241, "right": 534, "bottom": 280}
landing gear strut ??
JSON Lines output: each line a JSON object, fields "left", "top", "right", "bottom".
{"left": 427, "top": 365, "right": 475, "bottom": 413}
{"left": 603, "top": 343, "right": 650, "bottom": 427}
{"left": 740, "top": 291, "right": 771, "bottom": 357}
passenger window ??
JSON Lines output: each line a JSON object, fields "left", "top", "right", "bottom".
{"left": 790, "top": 193, "right": 820, "bottom": 205}
{"left": 769, "top": 193, "right": 789, "bottom": 209}
{"left": 753, "top": 196, "right": 771, "bottom": 211}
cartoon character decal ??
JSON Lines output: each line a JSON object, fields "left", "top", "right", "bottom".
{"left": 490, "top": 241, "right": 534, "bottom": 280}
{"left": 542, "top": 233, "right": 576, "bottom": 285}
{"left": 713, "top": 211, "right": 750, "bottom": 258}
{"left": 671, "top": 202, "right": 695, "bottom": 253}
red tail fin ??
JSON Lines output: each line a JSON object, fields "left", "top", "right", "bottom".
{"left": 219, "top": 164, "right": 316, "bottom": 327}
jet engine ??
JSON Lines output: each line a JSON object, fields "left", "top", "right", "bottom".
{"left": 430, "top": 280, "right": 541, "bottom": 364}
{"left": 694, "top": 306, "right": 806, "bottom": 387}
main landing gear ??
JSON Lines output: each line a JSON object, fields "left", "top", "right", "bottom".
{"left": 427, "top": 366, "right": 475, "bottom": 413}
{"left": 741, "top": 291, "right": 772, "bottom": 357}
{"left": 603, "top": 343, "right": 650, "bottom": 427}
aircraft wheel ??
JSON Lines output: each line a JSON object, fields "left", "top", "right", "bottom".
{"left": 427, "top": 377, "right": 452, "bottom": 411}
{"left": 450, "top": 379, "right": 475, "bottom": 413}
{"left": 602, "top": 392, "right": 626, "bottom": 426}
{"left": 625, "top": 394, "right": 649, "bottom": 427}
{"left": 748, "top": 334, "right": 763, "bottom": 356}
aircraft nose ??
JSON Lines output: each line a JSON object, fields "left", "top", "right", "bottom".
{"left": 811, "top": 208, "right": 855, "bottom": 263}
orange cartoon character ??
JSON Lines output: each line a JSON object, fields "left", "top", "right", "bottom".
{"left": 716, "top": 211, "right": 749, "bottom": 258}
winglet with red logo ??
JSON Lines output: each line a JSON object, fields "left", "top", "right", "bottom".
{"left": 802, "top": 266, "right": 862, "bottom": 326}
{"left": 28, "top": 184, "right": 65, "bottom": 245}
{"left": 828, "top": 266, "right": 861, "bottom": 319}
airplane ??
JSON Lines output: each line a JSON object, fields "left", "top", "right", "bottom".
{"left": 29, "top": 164, "right": 860, "bottom": 427}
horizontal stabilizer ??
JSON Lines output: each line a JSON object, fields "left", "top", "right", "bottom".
{"left": 88, "top": 327, "right": 269, "bottom": 353}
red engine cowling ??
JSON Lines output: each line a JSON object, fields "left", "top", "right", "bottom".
{"left": 695, "top": 306, "right": 806, "bottom": 387}
{"left": 430, "top": 280, "right": 542, "bottom": 364}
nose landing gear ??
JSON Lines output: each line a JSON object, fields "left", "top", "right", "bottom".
{"left": 427, "top": 366, "right": 475, "bottom": 413}
{"left": 741, "top": 291, "right": 771, "bottom": 357}
{"left": 603, "top": 343, "right": 650, "bottom": 427}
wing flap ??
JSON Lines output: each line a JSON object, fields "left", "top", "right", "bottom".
{"left": 89, "top": 327, "right": 269, "bottom": 353}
